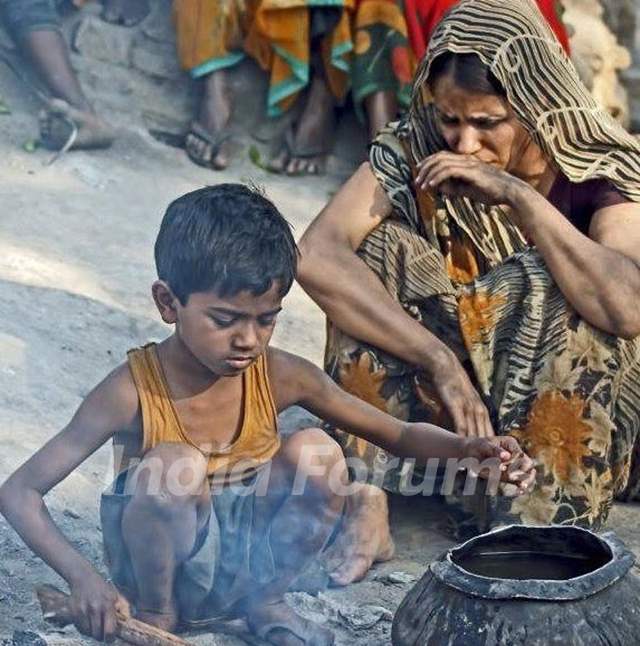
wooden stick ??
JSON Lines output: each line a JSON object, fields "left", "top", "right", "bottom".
{"left": 36, "top": 585, "right": 189, "bottom": 646}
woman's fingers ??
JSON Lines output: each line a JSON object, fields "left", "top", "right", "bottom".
{"left": 450, "top": 404, "right": 469, "bottom": 437}
{"left": 473, "top": 405, "right": 494, "bottom": 438}
{"left": 417, "top": 160, "right": 472, "bottom": 188}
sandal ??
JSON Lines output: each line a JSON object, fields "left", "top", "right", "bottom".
{"left": 267, "top": 122, "right": 334, "bottom": 177}
{"left": 185, "top": 121, "right": 233, "bottom": 171}
{"left": 39, "top": 98, "right": 114, "bottom": 164}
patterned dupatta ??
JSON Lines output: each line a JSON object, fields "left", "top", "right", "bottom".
{"left": 402, "top": 0, "right": 640, "bottom": 272}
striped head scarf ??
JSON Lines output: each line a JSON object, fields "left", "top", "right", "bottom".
{"left": 403, "top": 0, "right": 640, "bottom": 265}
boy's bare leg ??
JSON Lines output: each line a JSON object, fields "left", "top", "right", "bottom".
{"left": 364, "top": 90, "right": 398, "bottom": 142}
{"left": 120, "top": 443, "right": 210, "bottom": 631}
{"left": 186, "top": 69, "right": 232, "bottom": 170}
{"left": 245, "top": 428, "right": 345, "bottom": 645}
{"left": 19, "top": 30, "right": 114, "bottom": 149}
{"left": 322, "top": 484, "right": 395, "bottom": 586}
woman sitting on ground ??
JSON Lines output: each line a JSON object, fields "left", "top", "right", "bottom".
{"left": 298, "top": 0, "right": 640, "bottom": 584}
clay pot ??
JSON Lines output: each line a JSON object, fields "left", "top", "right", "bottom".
{"left": 392, "top": 525, "right": 640, "bottom": 645}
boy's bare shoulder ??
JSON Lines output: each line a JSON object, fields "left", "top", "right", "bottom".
{"left": 79, "top": 359, "right": 141, "bottom": 436}
{"left": 266, "top": 347, "right": 327, "bottom": 411}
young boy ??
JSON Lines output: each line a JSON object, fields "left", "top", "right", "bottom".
{"left": 0, "top": 184, "right": 534, "bottom": 645}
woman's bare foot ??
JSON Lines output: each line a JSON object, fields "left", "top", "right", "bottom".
{"left": 269, "top": 74, "right": 336, "bottom": 176}
{"left": 323, "top": 484, "right": 395, "bottom": 586}
{"left": 247, "top": 600, "right": 334, "bottom": 646}
{"left": 101, "top": 0, "right": 150, "bottom": 27}
{"left": 186, "top": 70, "right": 232, "bottom": 170}
{"left": 39, "top": 98, "right": 115, "bottom": 150}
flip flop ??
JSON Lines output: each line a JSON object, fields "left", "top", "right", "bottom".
{"left": 268, "top": 122, "right": 334, "bottom": 177}
{"left": 185, "top": 121, "right": 233, "bottom": 171}
{"left": 39, "top": 98, "right": 114, "bottom": 164}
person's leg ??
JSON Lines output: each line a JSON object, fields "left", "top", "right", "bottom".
{"left": 100, "top": 0, "right": 150, "bottom": 27}
{"left": 120, "top": 443, "right": 211, "bottom": 631}
{"left": 244, "top": 428, "right": 345, "bottom": 645}
{"left": 268, "top": 56, "right": 336, "bottom": 176}
{"left": 21, "top": 30, "right": 113, "bottom": 149}
{"left": 2, "top": 0, "right": 114, "bottom": 148}
{"left": 364, "top": 89, "right": 398, "bottom": 142}
{"left": 186, "top": 69, "right": 232, "bottom": 170}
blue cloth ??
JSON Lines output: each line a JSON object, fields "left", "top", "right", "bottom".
{"left": 100, "top": 469, "right": 278, "bottom": 624}
{"left": 0, "top": 0, "right": 60, "bottom": 38}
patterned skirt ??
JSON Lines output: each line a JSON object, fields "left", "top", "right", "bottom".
{"left": 325, "top": 218, "right": 640, "bottom": 536}
{"left": 173, "top": 0, "right": 415, "bottom": 118}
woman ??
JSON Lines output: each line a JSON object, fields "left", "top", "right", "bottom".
{"left": 298, "top": 0, "right": 640, "bottom": 581}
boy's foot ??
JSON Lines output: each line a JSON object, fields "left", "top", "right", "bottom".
{"left": 101, "top": 0, "right": 150, "bottom": 27}
{"left": 247, "top": 600, "right": 334, "bottom": 646}
{"left": 323, "top": 484, "right": 395, "bottom": 586}
{"left": 186, "top": 70, "right": 231, "bottom": 170}
{"left": 268, "top": 75, "right": 335, "bottom": 176}
{"left": 39, "top": 98, "right": 115, "bottom": 151}
{"left": 135, "top": 608, "right": 179, "bottom": 633}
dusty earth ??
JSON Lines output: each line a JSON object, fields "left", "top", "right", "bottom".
{"left": 0, "top": 16, "right": 639, "bottom": 645}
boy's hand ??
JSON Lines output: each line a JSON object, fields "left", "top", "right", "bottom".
{"left": 69, "top": 571, "right": 128, "bottom": 641}
{"left": 462, "top": 436, "right": 536, "bottom": 496}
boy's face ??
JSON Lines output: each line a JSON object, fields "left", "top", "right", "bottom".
{"left": 158, "top": 281, "right": 284, "bottom": 377}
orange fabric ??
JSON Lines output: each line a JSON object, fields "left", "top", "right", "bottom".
{"left": 173, "top": 0, "right": 256, "bottom": 71}
{"left": 126, "top": 343, "right": 280, "bottom": 484}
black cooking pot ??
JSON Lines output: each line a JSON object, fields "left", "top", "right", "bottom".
{"left": 392, "top": 525, "right": 640, "bottom": 645}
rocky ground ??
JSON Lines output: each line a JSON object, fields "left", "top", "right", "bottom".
{"left": 0, "top": 3, "right": 639, "bottom": 645}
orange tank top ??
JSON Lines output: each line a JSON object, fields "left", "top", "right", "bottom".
{"left": 125, "top": 343, "right": 280, "bottom": 484}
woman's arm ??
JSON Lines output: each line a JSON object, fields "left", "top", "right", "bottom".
{"left": 298, "top": 163, "right": 496, "bottom": 437}
{"left": 418, "top": 151, "right": 640, "bottom": 338}
{"left": 512, "top": 189, "right": 640, "bottom": 338}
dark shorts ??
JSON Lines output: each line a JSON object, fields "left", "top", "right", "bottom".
{"left": 0, "top": 0, "right": 60, "bottom": 38}
{"left": 100, "top": 469, "right": 280, "bottom": 625}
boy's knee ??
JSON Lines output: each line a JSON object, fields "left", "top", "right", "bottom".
{"left": 285, "top": 429, "right": 347, "bottom": 499}
{"left": 125, "top": 442, "right": 209, "bottom": 502}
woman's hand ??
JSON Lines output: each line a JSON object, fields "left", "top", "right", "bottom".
{"left": 428, "top": 347, "right": 495, "bottom": 438}
{"left": 416, "top": 152, "right": 524, "bottom": 207}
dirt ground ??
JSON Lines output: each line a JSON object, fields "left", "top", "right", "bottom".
{"left": 0, "top": 33, "right": 639, "bottom": 646}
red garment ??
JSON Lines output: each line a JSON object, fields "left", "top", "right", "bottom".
{"left": 404, "top": 0, "right": 570, "bottom": 60}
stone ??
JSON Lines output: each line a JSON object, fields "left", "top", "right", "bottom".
{"left": 131, "top": 35, "right": 182, "bottom": 81}
{"left": 10, "top": 632, "right": 46, "bottom": 646}
{"left": 338, "top": 605, "right": 393, "bottom": 630}
{"left": 600, "top": 0, "right": 637, "bottom": 53}
{"left": 562, "top": 0, "right": 632, "bottom": 126}
{"left": 376, "top": 571, "right": 418, "bottom": 586}
{"left": 71, "top": 15, "right": 134, "bottom": 68}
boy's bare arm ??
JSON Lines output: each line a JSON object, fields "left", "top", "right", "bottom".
{"left": 269, "top": 348, "right": 535, "bottom": 491}
{"left": 0, "top": 363, "right": 139, "bottom": 638}
{"left": 270, "top": 348, "right": 466, "bottom": 458}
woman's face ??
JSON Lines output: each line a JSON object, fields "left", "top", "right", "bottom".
{"left": 431, "top": 73, "right": 531, "bottom": 172}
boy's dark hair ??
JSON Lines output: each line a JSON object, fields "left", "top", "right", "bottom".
{"left": 429, "top": 52, "right": 506, "bottom": 97}
{"left": 155, "top": 184, "right": 297, "bottom": 304}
